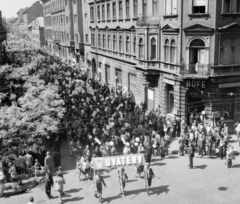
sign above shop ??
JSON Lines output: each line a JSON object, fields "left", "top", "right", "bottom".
{"left": 185, "top": 79, "right": 206, "bottom": 89}
{"left": 219, "top": 82, "right": 240, "bottom": 88}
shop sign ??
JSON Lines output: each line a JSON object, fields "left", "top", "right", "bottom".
{"left": 92, "top": 154, "right": 144, "bottom": 169}
{"left": 185, "top": 80, "right": 206, "bottom": 89}
{"left": 219, "top": 82, "right": 240, "bottom": 88}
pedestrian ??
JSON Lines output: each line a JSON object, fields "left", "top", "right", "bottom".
{"left": 44, "top": 151, "right": 54, "bottom": 174}
{"left": 27, "top": 197, "right": 35, "bottom": 204}
{"left": 45, "top": 171, "right": 53, "bottom": 199}
{"left": 55, "top": 172, "right": 66, "bottom": 204}
{"left": 25, "top": 151, "right": 33, "bottom": 177}
{"left": 94, "top": 169, "right": 106, "bottom": 203}
{"left": 219, "top": 138, "right": 225, "bottom": 160}
{"left": 226, "top": 144, "right": 234, "bottom": 168}
{"left": 118, "top": 167, "right": 128, "bottom": 192}
{"left": 206, "top": 133, "right": 213, "bottom": 158}
{"left": 144, "top": 163, "right": 155, "bottom": 187}
{"left": 179, "top": 135, "right": 185, "bottom": 156}
{"left": 76, "top": 157, "right": 82, "bottom": 182}
{"left": 188, "top": 142, "right": 195, "bottom": 169}
{"left": 68, "top": 139, "right": 75, "bottom": 160}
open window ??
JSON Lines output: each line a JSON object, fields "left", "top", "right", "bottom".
{"left": 192, "top": 0, "right": 208, "bottom": 14}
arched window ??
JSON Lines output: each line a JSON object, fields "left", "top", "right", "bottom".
{"left": 107, "top": 35, "right": 111, "bottom": 50}
{"left": 103, "top": 34, "right": 105, "bottom": 49}
{"left": 189, "top": 39, "right": 206, "bottom": 73}
{"left": 119, "top": 36, "right": 123, "bottom": 52}
{"left": 126, "top": 36, "right": 130, "bottom": 53}
{"left": 139, "top": 38, "right": 144, "bottom": 59}
{"left": 164, "top": 39, "right": 170, "bottom": 63}
{"left": 170, "top": 40, "right": 176, "bottom": 64}
{"left": 113, "top": 35, "right": 116, "bottom": 51}
{"left": 133, "top": 37, "right": 136, "bottom": 54}
{"left": 150, "top": 37, "right": 156, "bottom": 60}
{"left": 98, "top": 34, "right": 101, "bottom": 48}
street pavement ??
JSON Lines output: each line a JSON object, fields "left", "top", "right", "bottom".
{"left": 2, "top": 134, "right": 240, "bottom": 204}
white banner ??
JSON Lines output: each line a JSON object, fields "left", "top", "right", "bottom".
{"left": 92, "top": 154, "right": 144, "bottom": 169}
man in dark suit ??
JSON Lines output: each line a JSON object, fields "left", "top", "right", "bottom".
{"left": 189, "top": 143, "right": 195, "bottom": 169}
{"left": 145, "top": 163, "right": 155, "bottom": 187}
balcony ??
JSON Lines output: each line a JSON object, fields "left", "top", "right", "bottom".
{"left": 136, "top": 16, "right": 160, "bottom": 26}
{"left": 180, "top": 64, "right": 211, "bottom": 79}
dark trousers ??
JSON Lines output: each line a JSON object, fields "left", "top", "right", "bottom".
{"left": 45, "top": 186, "right": 51, "bottom": 198}
{"left": 172, "top": 126, "right": 176, "bottom": 138}
{"left": 227, "top": 159, "right": 232, "bottom": 168}
{"left": 147, "top": 178, "right": 152, "bottom": 187}
{"left": 207, "top": 145, "right": 212, "bottom": 156}
{"left": 219, "top": 146, "right": 224, "bottom": 159}
{"left": 189, "top": 155, "right": 193, "bottom": 168}
{"left": 179, "top": 146, "right": 184, "bottom": 156}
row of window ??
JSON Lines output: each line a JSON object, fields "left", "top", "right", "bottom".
{"left": 89, "top": 0, "right": 240, "bottom": 22}
{"left": 90, "top": 0, "right": 157, "bottom": 21}
{"left": 52, "top": 14, "right": 65, "bottom": 27}
{"left": 91, "top": 32, "right": 177, "bottom": 62}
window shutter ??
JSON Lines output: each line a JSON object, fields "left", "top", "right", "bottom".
{"left": 166, "top": 0, "right": 172, "bottom": 15}
{"left": 172, "top": 0, "right": 177, "bottom": 14}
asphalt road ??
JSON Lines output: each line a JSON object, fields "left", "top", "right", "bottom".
{"left": 1, "top": 134, "right": 240, "bottom": 204}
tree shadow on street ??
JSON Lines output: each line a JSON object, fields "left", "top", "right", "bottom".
{"left": 194, "top": 165, "right": 207, "bottom": 169}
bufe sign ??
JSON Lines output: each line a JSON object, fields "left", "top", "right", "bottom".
{"left": 92, "top": 154, "right": 144, "bottom": 169}
{"left": 185, "top": 80, "right": 206, "bottom": 89}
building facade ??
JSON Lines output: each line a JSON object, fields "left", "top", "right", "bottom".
{"left": 31, "top": 17, "right": 45, "bottom": 48}
{"left": 83, "top": 0, "right": 240, "bottom": 128}
{"left": 41, "top": 0, "right": 84, "bottom": 64}
{"left": 22, "top": 1, "right": 43, "bottom": 35}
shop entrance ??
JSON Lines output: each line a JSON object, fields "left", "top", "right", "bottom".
{"left": 186, "top": 87, "right": 205, "bottom": 124}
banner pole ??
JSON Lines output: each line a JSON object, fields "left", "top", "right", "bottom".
{"left": 144, "top": 168, "right": 149, "bottom": 196}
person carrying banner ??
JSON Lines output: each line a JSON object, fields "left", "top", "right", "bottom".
{"left": 118, "top": 167, "right": 128, "bottom": 194}
{"left": 144, "top": 163, "right": 155, "bottom": 188}
{"left": 94, "top": 170, "right": 106, "bottom": 203}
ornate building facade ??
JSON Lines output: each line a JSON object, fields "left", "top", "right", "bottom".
{"left": 83, "top": 0, "right": 240, "bottom": 128}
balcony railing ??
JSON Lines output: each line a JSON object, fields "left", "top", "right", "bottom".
{"left": 180, "top": 64, "right": 211, "bottom": 78}
{"left": 136, "top": 16, "right": 160, "bottom": 26}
